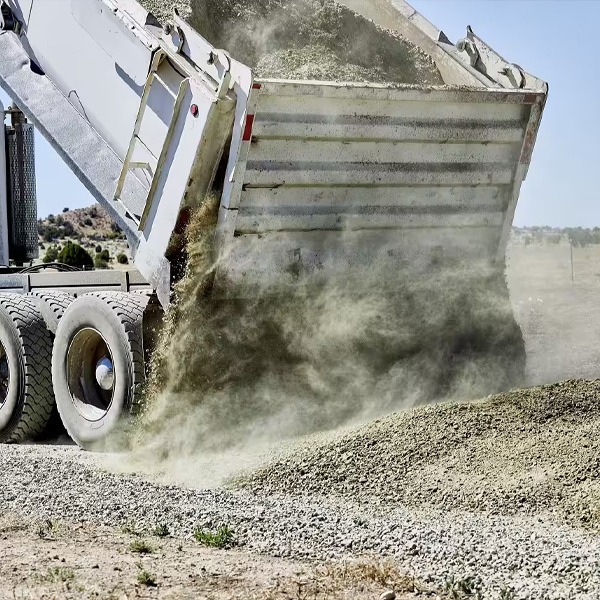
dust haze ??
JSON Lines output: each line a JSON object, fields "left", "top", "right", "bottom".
{"left": 114, "top": 189, "right": 525, "bottom": 486}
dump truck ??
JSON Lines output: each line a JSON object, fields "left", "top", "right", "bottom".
{"left": 0, "top": 0, "right": 547, "bottom": 447}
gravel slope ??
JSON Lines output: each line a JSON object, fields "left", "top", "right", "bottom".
{"left": 139, "top": 0, "right": 442, "bottom": 84}
{"left": 2, "top": 443, "right": 600, "bottom": 599}
{"left": 241, "top": 380, "right": 600, "bottom": 529}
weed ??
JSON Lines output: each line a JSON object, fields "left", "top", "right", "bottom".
{"left": 136, "top": 567, "right": 157, "bottom": 587}
{"left": 193, "top": 524, "right": 235, "bottom": 548}
{"left": 36, "top": 567, "right": 75, "bottom": 584}
{"left": 120, "top": 523, "right": 143, "bottom": 537}
{"left": 35, "top": 519, "right": 61, "bottom": 540}
{"left": 153, "top": 523, "right": 170, "bottom": 538}
{"left": 444, "top": 575, "right": 484, "bottom": 599}
{"left": 129, "top": 539, "right": 154, "bottom": 554}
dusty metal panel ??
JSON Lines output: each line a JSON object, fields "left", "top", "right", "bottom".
{"left": 215, "top": 79, "right": 545, "bottom": 292}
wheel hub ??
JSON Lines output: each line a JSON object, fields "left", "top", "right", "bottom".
{"left": 66, "top": 327, "right": 115, "bottom": 421}
{"left": 95, "top": 357, "right": 114, "bottom": 391}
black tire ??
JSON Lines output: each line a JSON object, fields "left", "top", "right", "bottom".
{"left": 28, "top": 290, "right": 74, "bottom": 334}
{"left": 52, "top": 292, "right": 147, "bottom": 448}
{"left": 27, "top": 291, "right": 76, "bottom": 441}
{"left": 0, "top": 294, "right": 54, "bottom": 443}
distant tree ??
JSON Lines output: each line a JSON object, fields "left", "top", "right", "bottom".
{"left": 99, "top": 249, "right": 110, "bottom": 262}
{"left": 58, "top": 241, "right": 93, "bottom": 269}
{"left": 62, "top": 207, "right": 69, "bottom": 213}
{"left": 42, "top": 245, "right": 59, "bottom": 263}
{"left": 89, "top": 206, "right": 98, "bottom": 218}
{"left": 55, "top": 215, "right": 64, "bottom": 226}
{"left": 95, "top": 244, "right": 102, "bottom": 254}
{"left": 47, "top": 214, "right": 55, "bottom": 224}
{"left": 84, "top": 218, "right": 93, "bottom": 226}
{"left": 62, "top": 221, "right": 75, "bottom": 236}
{"left": 116, "top": 253, "right": 128, "bottom": 265}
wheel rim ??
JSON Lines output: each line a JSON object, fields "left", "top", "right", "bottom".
{"left": 0, "top": 342, "right": 9, "bottom": 407}
{"left": 66, "top": 327, "right": 115, "bottom": 421}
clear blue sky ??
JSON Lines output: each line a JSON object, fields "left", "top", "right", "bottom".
{"left": 0, "top": 0, "right": 595, "bottom": 227}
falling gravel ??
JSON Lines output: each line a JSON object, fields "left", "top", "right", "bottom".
{"left": 138, "top": 0, "right": 442, "bottom": 84}
{"left": 240, "top": 379, "right": 600, "bottom": 530}
{"left": 2, "top": 443, "right": 600, "bottom": 599}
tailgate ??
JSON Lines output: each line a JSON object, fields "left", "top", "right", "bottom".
{"left": 214, "top": 80, "right": 546, "bottom": 293}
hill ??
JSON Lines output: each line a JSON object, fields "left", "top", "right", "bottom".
{"left": 37, "top": 205, "right": 130, "bottom": 269}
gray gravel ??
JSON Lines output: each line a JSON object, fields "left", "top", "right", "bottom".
{"left": 2, "top": 443, "right": 600, "bottom": 599}
{"left": 138, "top": 0, "right": 442, "bottom": 84}
{"left": 241, "top": 380, "right": 600, "bottom": 530}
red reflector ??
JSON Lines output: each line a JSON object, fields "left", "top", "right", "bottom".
{"left": 190, "top": 104, "right": 199, "bottom": 117}
{"left": 252, "top": 83, "right": 262, "bottom": 89}
{"left": 242, "top": 114, "right": 255, "bottom": 141}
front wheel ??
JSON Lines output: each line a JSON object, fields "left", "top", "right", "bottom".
{"left": 51, "top": 292, "right": 148, "bottom": 449}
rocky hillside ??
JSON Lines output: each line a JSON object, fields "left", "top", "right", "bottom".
{"left": 37, "top": 205, "right": 131, "bottom": 268}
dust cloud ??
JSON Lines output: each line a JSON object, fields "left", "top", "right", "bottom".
{"left": 120, "top": 0, "right": 520, "bottom": 486}
{"left": 120, "top": 195, "right": 525, "bottom": 486}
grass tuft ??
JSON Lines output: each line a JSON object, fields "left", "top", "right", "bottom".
{"left": 136, "top": 568, "right": 157, "bottom": 587}
{"left": 152, "top": 523, "right": 170, "bottom": 538}
{"left": 193, "top": 524, "right": 235, "bottom": 548}
{"left": 128, "top": 539, "right": 154, "bottom": 554}
{"left": 36, "top": 567, "right": 75, "bottom": 584}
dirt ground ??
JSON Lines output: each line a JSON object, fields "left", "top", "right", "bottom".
{"left": 0, "top": 515, "right": 420, "bottom": 600}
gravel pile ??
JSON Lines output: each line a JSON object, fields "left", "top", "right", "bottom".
{"left": 240, "top": 380, "right": 600, "bottom": 529}
{"left": 139, "top": 0, "right": 442, "bottom": 84}
{"left": 2, "top": 443, "right": 600, "bottom": 599}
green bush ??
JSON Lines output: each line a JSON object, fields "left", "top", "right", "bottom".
{"left": 42, "top": 245, "right": 59, "bottom": 263}
{"left": 117, "top": 253, "right": 129, "bottom": 265}
{"left": 94, "top": 255, "right": 109, "bottom": 269}
{"left": 99, "top": 249, "right": 110, "bottom": 262}
{"left": 58, "top": 242, "right": 93, "bottom": 269}
{"left": 95, "top": 244, "right": 102, "bottom": 253}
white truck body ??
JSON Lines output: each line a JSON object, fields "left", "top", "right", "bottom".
{"left": 0, "top": 0, "right": 547, "bottom": 305}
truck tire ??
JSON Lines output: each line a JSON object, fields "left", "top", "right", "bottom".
{"left": 52, "top": 292, "right": 147, "bottom": 449}
{"left": 27, "top": 290, "right": 75, "bottom": 440}
{"left": 0, "top": 294, "right": 54, "bottom": 443}
{"left": 28, "top": 290, "right": 74, "bottom": 334}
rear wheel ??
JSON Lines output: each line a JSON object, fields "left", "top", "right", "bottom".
{"left": 52, "top": 292, "right": 147, "bottom": 448}
{"left": 0, "top": 294, "right": 54, "bottom": 443}
{"left": 28, "top": 290, "right": 75, "bottom": 440}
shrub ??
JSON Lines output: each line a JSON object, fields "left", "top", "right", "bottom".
{"left": 99, "top": 249, "right": 110, "bottom": 262}
{"left": 42, "top": 246, "right": 59, "bottom": 263}
{"left": 83, "top": 217, "right": 93, "bottom": 226}
{"left": 117, "top": 253, "right": 129, "bottom": 265}
{"left": 94, "top": 255, "right": 109, "bottom": 270}
{"left": 58, "top": 241, "right": 93, "bottom": 269}
{"left": 193, "top": 524, "right": 235, "bottom": 548}
{"left": 62, "top": 207, "right": 69, "bottom": 213}
{"left": 95, "top": 244, "right": 102, "bottom": 253}
{"left": 129, "top": 539, "right": 154, "bottom": 554}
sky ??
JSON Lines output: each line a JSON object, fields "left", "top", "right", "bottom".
{"left": 0, "top": 0, "right": 596, "bottom": 227}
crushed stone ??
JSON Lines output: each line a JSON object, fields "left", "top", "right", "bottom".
{"left": 138, "top": 0, "right": 442, "bottom": 84}
{"left": 238, "top": 379, "right": 600, "bottom": 530}
{"left": 3, "top": 443, "right": 600, "bottom": 599}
